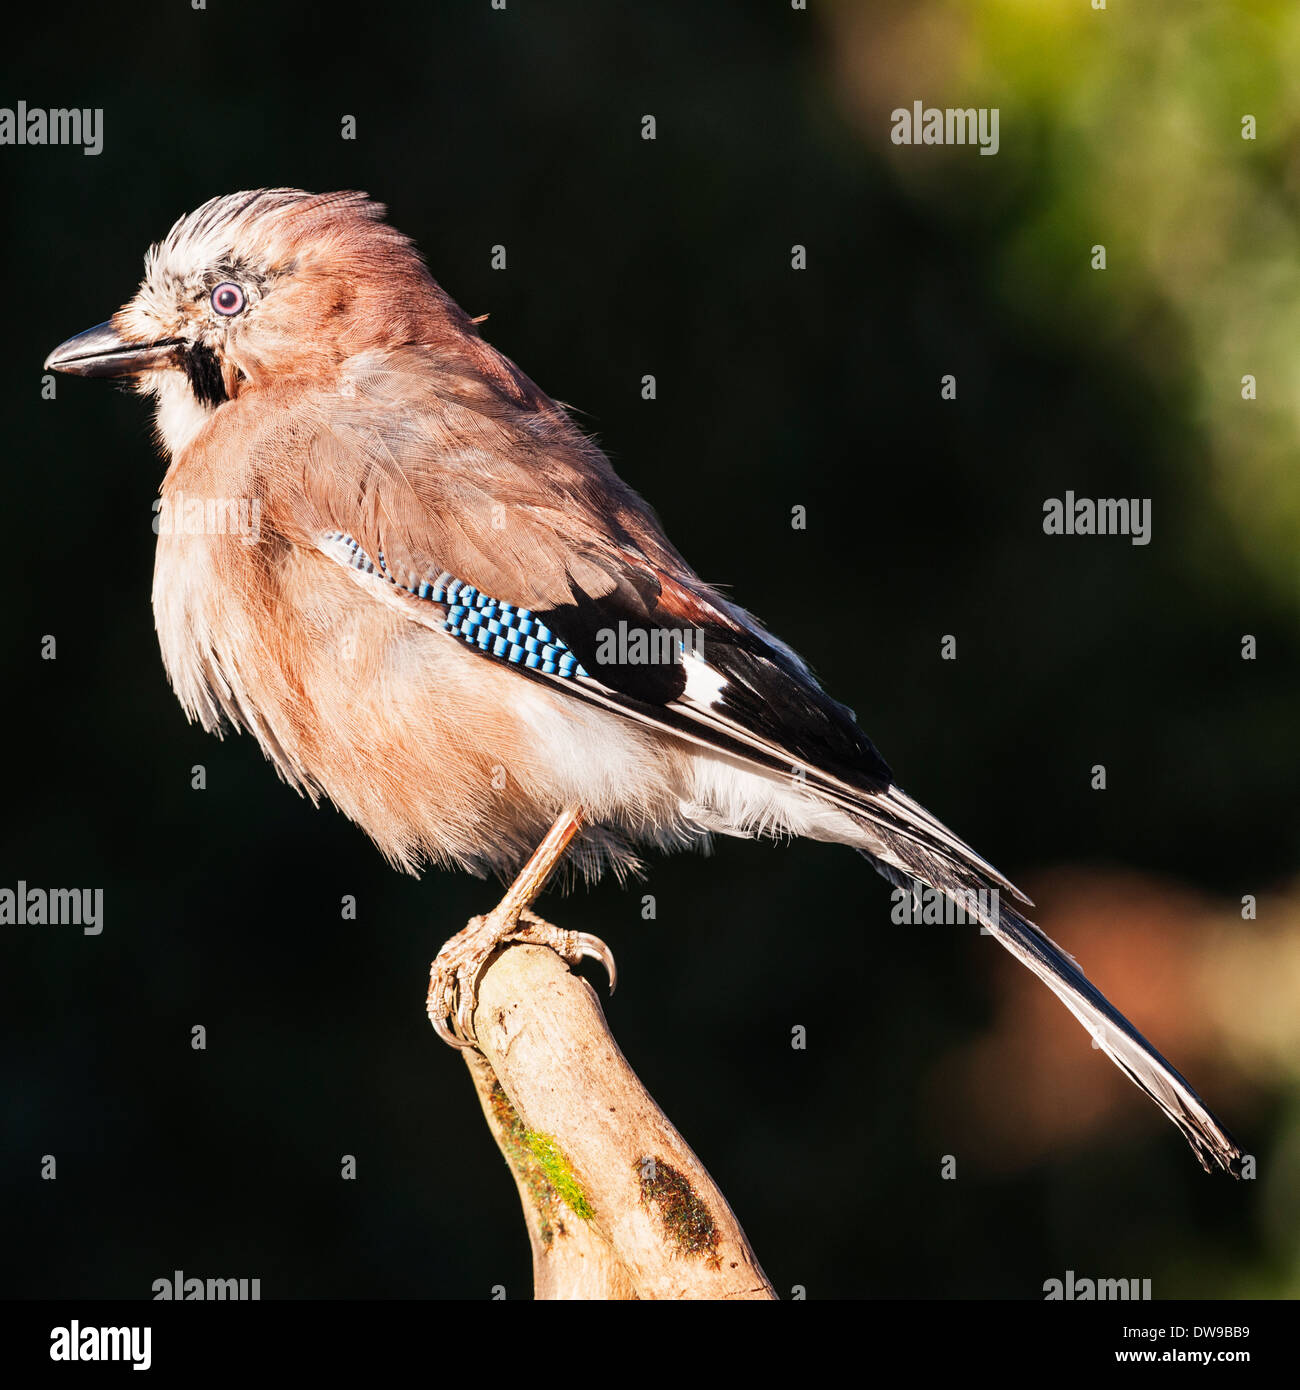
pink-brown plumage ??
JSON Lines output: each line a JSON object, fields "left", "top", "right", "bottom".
{"left": 135, "top": 192, "right": 746, "bottom": 876}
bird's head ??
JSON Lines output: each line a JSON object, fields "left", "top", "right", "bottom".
{"left": 45, "top": 188, "right": 468, "bottom": 453}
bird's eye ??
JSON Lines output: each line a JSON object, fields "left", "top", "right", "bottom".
{"left": 211, "top": 282, "right": 246, "bottom": 316}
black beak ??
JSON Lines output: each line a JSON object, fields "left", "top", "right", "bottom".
{"left": 44, "top": 320, "right": 181, "bottom": 378}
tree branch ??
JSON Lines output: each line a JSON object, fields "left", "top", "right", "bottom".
{"left": 459, "top": 941, "right": 776, "bottom": 1300}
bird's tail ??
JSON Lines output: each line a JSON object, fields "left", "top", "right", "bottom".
{"left": 866, "top": 846, "right": 1244, "bottom": 1177}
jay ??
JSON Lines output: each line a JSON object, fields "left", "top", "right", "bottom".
{"left": 46, "top": 189, "right": 1242, "bottom": 1175}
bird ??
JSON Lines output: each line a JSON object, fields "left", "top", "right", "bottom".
{"left": 46, "top": 188, "right": 1242, "bottom": 1176}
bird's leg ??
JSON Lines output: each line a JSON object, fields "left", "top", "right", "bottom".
{"left": 426, "top": 804, "right": 617, "bottom": 1050}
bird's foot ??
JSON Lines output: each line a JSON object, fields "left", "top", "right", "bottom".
{"left": 426, "top": 906, "right": 617, "bottom": 1051}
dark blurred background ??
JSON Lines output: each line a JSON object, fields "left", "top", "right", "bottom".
{"left": 2, "top": 0, "right": 1297, "bottom": 1299}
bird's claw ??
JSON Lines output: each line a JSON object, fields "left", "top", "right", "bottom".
{"left": 426, "top": 907, "right": 616, "bottom": 1051}
{"left": 509, "top": 914, "right": 618, "bottom": 997}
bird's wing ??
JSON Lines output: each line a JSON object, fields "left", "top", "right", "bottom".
{"left": 261, "top": 347, "right": 1242, "bottom": 1175}
{"left": 256, "top": 346, "right": 1021, "bottom": 899}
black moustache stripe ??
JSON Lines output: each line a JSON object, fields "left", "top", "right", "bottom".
{"left": 182, "top": 343, "right": 227, "bottom": 407}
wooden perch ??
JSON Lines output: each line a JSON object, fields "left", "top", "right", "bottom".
{"left": 458, "top": 941, "right": 776, "bottom": 1300}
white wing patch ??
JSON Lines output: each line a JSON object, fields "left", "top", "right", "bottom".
{"left": 681, "top": 649, "right": 728, "bottom": 708}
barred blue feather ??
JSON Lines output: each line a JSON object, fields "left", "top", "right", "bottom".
{"left": 322, "top": 531, "right": 587, "bottom": 678}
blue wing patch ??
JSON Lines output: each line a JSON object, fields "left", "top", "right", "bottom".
{"left": 323, "top": 531, "right": 588, "bottom": 679}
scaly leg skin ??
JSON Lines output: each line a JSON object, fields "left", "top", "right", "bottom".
{"left": 426, "top": 805, "right": 617, "bottom": 1050}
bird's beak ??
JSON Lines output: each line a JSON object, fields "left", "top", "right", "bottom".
{"left": 44, "top": 320, "right": 182, "bottom": 378}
